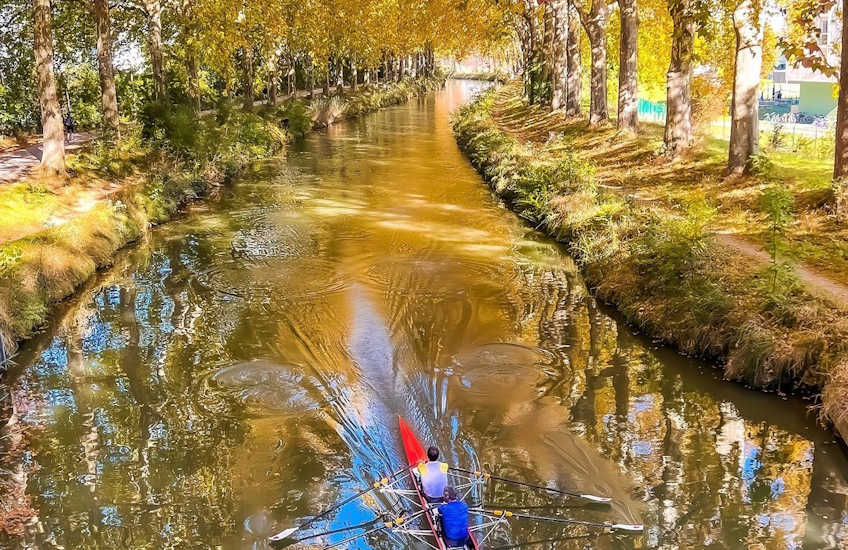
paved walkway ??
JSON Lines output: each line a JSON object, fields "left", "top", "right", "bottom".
{"left": 0, "top": 132, "right": 93, "bottom": 183}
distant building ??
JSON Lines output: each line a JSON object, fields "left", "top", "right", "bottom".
{"left": 771, "top": 5, "right": 841, "bottom": 118}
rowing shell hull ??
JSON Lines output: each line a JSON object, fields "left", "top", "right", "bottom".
{"left": 398, "top": 417, "right": 480, "bottom": 550}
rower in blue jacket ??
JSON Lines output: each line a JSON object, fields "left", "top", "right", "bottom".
{"left": 438, "top": 486, "right": 470, "bottom": 548}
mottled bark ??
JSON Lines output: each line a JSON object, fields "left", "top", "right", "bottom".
{"left": 335, "top": 59, "right": 343, "bottom": 89}
{"left": 664, "top": 0, "right": 696, "bottom": 155}
{"left": 574, "top": 0, "right": 609, "bottom": 124}
{"left": 268, "top": 69, "right": 277, "bottom": 105}
{"left": 728, "top": 0, "right": 764, "bottom": 174}
{"left": 520, "top": 1, "right": 539, "bottom": 104}
{"left": 34, "top": 0, "right": 64, "bottom": 174}
{"left": 93, "top": 0, "right": 119, "bottom": 136}
{"left": 550, "top": 0, "right": 568, "bottom": 111}
{"left": 617, "top": 0, "right": 639, "bottom": 131}
{"left": 351, "top": 64, "right": 358, "bottom": 91}
{"left": 565, "top": 6, "right": 582, "bottom": 116}
{"left": 287, "top": 59, "right": 296, "bottom": 96}
{"left": 144, "top": 0, "right": 165, "bottom": 99}
{"left": 242, "top": 47, "right": 254, "bottom": 109}
{"left": 307, "top": 58, "right": 315, "bottom": 99}
{"left": 835, "top": 3, "right": 848, "bottom": 221}
{"left": 541, "top": 2, "right": 554, "bottom": 106}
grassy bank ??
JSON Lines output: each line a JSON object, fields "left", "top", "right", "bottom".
{"left": 452, "top": 85, "right": 848, "bottom": 438}
{"left": 0, "top": 76, "right": 445, "bottom": 361}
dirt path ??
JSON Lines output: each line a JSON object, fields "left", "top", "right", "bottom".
{"left": 487, "top": 87, "right": 848, "bottom": 312}
{"left": 0, "top": 132, "right": 94, "bottom": 184}
{"left": 717, "top": 234, "right": 848, "bottom": 310}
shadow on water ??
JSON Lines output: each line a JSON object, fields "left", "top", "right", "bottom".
{"left": 2, "top": 80, "right": 847, "bottom": 549}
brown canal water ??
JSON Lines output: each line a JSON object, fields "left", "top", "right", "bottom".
{"left": 2, "top": 80, "right": 847, "bottom": 549}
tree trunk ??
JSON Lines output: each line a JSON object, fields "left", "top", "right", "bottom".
{"left": 550, "top": 0, "right": 568, "bottom": 110}
{"left": 33, "top": 0, "right": 64, "bottom": 174}
{"left": 523, "top": 2, "right": 538, "bottom": 104}
{"left": 323, "top": 69, "right": 330, "bottom": 96}
{"left": 664, "top": 0, "right": 696, "bottom": 156}
{"left": 144, "top": 0, "right": 165, "bottom": 99}
{"left": 93, "top": 0, "right": 119, "bottom": 136}
{"left": 352, "top": 64, "right": 358, "bottom": 90}
{"left": 307, "top": 58, "right": 315, "bottom": 99}
{"left": 565, "top": 6, "right": 581, "bottom": 116}
{"left": 728, "top": 0, "right": 764, "bottom": 174}
{"left": 187, "top": 53, "right": 200, "bottom": 111}
{"left": 335, "top": 58, "right": 343, "bottom": 89}
{"left": 617, "top": 0, "right": 639, "bottom": 131}
{"left": 268, "top": 69, "right": 277, "bottom": 105}
{"left": 242, "top": 47, "right": 254, "bottom": 109}
{"left": 575, "top": 1, "right": 609, "bottom": 124}
{"left": 541, "top": 2, "right": 555, "bottom": 106}
{"left": 834, "top": 2, "right": 848, "bottom": 221}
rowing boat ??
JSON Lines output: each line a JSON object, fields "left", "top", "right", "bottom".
{"left": 398, "top": 416, "right": 480, "bottom": 550}
{"left": 268, "top": 417, "right": 642, "bottom": 549}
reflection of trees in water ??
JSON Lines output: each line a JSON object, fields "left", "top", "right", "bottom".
{"left": 566, "top": 311, "right": 833, "bottom": 548}
{"left": 1, "top": 232, "right": 355, "bottom": 549}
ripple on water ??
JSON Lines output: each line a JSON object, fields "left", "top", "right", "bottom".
{"left": 363, "top": 256, "right": 517, "bottom": 296}
{"left": 447, "top": 343, "right": 560, "bottom": 401}
{"left": 196, "top": 255, "right": 349, "bottom": 302}
{"left": 205, "top": 360, "right": 320, "bottom": 416}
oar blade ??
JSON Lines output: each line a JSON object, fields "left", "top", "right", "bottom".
{"left": 268, "top": 527, "right": 299, "bottom": 543}
{"left": 579, "top": 494, "right": 612, "bottom": 503}
{"left": 611, "top": 523, "right": 643, "bottom": 532}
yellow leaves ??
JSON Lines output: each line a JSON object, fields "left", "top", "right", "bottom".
{"left": 174, "top": 0, "right": 515, "bottom": 77}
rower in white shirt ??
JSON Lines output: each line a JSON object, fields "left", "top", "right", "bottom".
{"left": 418, "top": 446, "right": 449, "bottom": 503}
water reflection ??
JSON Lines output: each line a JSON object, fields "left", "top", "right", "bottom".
{"left": 1, "top": 80, "right": 848, "bottom": 550}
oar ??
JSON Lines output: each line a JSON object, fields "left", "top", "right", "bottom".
{"left": 472, "top": 508, "right": 643, "bottom": 532}
{"left": 268, "top": 465, "right": 409, "bottom": 543}
{"left": 450, "top": 467, "right": 612, "bottom": 503}
{"left": 319, "top": 507, "right": 432, "bottom": 550}
{"left": 270, "top": 517, "right": 385, "bottom": 548}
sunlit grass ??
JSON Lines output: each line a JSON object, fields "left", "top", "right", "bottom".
{"left": 0, "top": 76, "right": 448, "bottom": 354}
{"left": 453, "top": 84, "right": 848, "bottom": 434}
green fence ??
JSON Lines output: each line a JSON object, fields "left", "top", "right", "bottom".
{"left": 638, "top": 99, "right": 666, "bottom": 123}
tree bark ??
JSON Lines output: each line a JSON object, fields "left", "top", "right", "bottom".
{"left": 34, "top": 0, "right": 64, "bottom": 174}
{"left": 574, "top": 0, "right": 609, "bottom": 124}
{"left": 93, "top": 0, "right": 119, "bottom": 136}
{"left": 835, "top": 3, "right": 848, "bottom": 221}
{"left": 565, "top": 5, "right": 582, "bottom": 116}
{"left": 550, "top": 0, "right": 568, "bottom": 110}
{"left": 268, "top": 69, "right": 277, "bottom": 105}
{"left": 335, "top": 58, "right": 343, "bottom": 89}
{"left": 541, "top": 3, "right": 554, "bottom": 106}
{"left": 617, "top": 0, "right": 639, "bottom": 131}
{"left": 728, "top": 0, "right": 764, "bottom": 174}
{"left": 664, "top": 0, "right": 696, "bottom": 155}
{"left": 307, "top": 57, "right": 315, "bottom": 99}
{"left": 522, "top": 1, "right": 538, "bottom": 104}
{"left": 351, "top": 64, "right": 358, "bottom": 90}
{"left": 144, "top": 0, "right": 165, "bottom": 99}
{"left": 242, "top": 47, "right": 254, "bottom": 109}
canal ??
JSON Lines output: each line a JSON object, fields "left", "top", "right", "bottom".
{"left": 2, "top": 80, "right": 846, "bottom": 549}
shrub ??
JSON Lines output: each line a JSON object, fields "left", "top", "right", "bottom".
{"left": 140, "top": 101, "right": 200, "bottom": 157}
{"left": 759, "top": 183, "right": 795, "bottom": 295}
